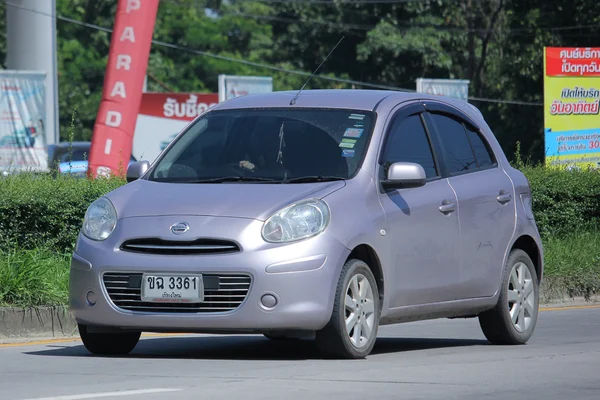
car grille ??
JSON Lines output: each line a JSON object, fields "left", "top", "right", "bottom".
{"left": 119, "top": 238, "right": 240, "bottom": 255}
{"left": 102, "top": 272, "right": 251, "bottom": 313}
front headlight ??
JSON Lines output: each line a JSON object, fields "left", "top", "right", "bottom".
{"left": 82, "top": 197, "right": 118, "bottom": 241}
{"left": 261, "top": 199, "right": 330, "bottom": 243}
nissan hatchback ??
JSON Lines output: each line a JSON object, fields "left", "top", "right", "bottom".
{"left": 69, "top": 89, "right": 543, "bottom": 359}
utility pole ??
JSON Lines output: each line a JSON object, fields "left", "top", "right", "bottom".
{"left": 6, "top": 0, "right": 59, "bottom": 145}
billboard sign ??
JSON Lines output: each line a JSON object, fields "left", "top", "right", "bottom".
{"left": 416, "top": 78, "right": 470, "bottom": 101}
{"left": 544, "top": 47, "right": 600, "bottom": 170}
{"left": 218, "top": 75, "right": 273, "bottom": 103}
{"left": 0, "top": 70, "right": 48, "bottom": 174}
{"left": 132, "top": 92, "right": 218, "bottom": 163}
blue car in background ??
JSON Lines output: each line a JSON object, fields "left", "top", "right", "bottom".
{"left": 48, "top": 142, "right": 137, "bottom": 177}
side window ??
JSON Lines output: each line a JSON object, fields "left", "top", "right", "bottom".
{"left": 383, "top": 113, "right": 438, "bottom": 179}
{"left": 465, "top": 126, "right": 495, "bottom": 168}
{"left": 430, "top": 114, "right": 476, "bottom": 174}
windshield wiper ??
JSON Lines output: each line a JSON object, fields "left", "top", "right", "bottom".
{"left": 183, "top": 176, "right": 280, "bottom": 183}
{"left": 283, "top": 176, "right": 346, "bottom": 183}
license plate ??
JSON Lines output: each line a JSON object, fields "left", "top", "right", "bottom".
{"left": 141, "top": 274, "right": 204, "bottom": 303}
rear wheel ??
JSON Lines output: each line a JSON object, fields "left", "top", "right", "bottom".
{"left": 478, "top": 249, "right": 539, "bottom": 345}
{"left": 315, "top": 259, "right": 380, "bottom": 359}
{"left": 78, "top": 324, "right": 141, "bottom": 355}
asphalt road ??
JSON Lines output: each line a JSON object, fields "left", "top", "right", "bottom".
{"left": 1, "top": 306, "right": 599, "bottom": 400}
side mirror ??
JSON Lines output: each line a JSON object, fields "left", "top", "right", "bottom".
{"left": 381, "top": 162, "right": 427, "bottom": 190}
{"left": 126, "top": 160, "right": 150, "bottom": 183}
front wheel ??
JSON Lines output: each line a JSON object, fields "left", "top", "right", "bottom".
{"left": 478, "top": 249, "right": 539, "bottom": 345}
{"left": 78, "top": 324, "right": 141, "bottom": 356}
{"left": 316, "top": 259, "right": 380, "bottom": 359}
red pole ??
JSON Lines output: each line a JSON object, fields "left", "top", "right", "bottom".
{"left": 87, "top": 0, "right": 160, "bottom": 179}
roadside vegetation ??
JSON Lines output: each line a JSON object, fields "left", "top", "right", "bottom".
{"left": 0, "top": 145, "right": 599, "bottom": 307}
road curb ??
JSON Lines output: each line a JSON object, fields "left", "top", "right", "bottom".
{"left": 0, "top": 306, "right": 77, "bottom": 341}
{"left": 1, "top": 295, "right": 599, "bottom": 342}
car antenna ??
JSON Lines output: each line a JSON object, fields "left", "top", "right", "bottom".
{"left": 289, "top": 36, "right": 346, "bottom": 106}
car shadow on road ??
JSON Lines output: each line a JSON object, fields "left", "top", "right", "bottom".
{"left": 24, "top": 335, "right": 489, "bottom": 361}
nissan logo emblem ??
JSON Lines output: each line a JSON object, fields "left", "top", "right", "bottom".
{"left": 170, "top": 222, "right": 190, "bottom": 235}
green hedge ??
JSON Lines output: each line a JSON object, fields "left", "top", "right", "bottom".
{"left": 523, "top": 166, "right": 600, "bottom": 237}
{"left": 0, "top": 166, "right": 599, "bottom": 254}
{"left": 0, "top": 173, "right": 124, "bottom": 253}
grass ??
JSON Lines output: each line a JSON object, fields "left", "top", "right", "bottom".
{"left": 0, "top": 231, "right": 598, "bottom": 307}
{"left": 541, "top": 228, "right": 600, "bottom": 302}
{"left": 0, "top": 248, "right": 70, "bottom": 307}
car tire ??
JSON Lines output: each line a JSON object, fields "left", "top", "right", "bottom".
{"left": 315, "top": 259, "right": 380, "bottom": 359}
{"left": 78, "top": 324, "right": 141, "bottom": 356}
{"left": 478, "top": 249, "right": 539, "bottom": 345}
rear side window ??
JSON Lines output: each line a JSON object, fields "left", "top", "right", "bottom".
{"left": 383, "top": 114, "right": 438, "bottom": 179}
{"left": 466, "top": 126, "right": 495, "bottom": 168}
{"left": 429, "top": 114, "right": 476, "bottom": 174}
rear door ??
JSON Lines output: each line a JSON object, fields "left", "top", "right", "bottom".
{"left": 423, "top": 102, "right": 516, "bottom": 299}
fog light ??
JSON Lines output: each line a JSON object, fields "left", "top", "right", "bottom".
{"left": 261, "top": 294, "right": 277, "bottom": 308}
{"left": 86, "top": 290, "right": 97, "bottom": 306}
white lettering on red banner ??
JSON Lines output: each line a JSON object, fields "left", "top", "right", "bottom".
{"left": 88, "top": 0, "right": 159, "bottom": 178}
{"left": 110, "top": 81, "right": 127, "bottom": 99}
{"left": 163, "top": 94, "right": 217, "bottom": 119}
{"left": 106, "top": 111, "right": 122, "bottom": 127}
{"left": 126, "top": 0, "right": 140, "bottom": 12}
{"left": 116, "top": 54, "right": 131, "bottom": 70}
{"left": 120, "top": 27, "right": 136, "bottom": 43}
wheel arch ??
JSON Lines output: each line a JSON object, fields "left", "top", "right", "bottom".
{"left": 510, "top": 234, "right": 543, "bottom": 284}
{"left": 346, "top": 244, "right": 384, "bottom": 310}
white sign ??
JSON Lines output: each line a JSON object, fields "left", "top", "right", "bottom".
{"left": 132, "top": 92, "right": 218, "bottom": 163}
{"left": 0, "top": 70, "right": 48, "bottom": 174}
{"left": 416, "top": 78, "right": 470, "bottom": 101}
{"left": 141, "top": 273, "right": 204, "bottom": 303}
{"left": 218, "top": 75, "right": 273, "bottom": 103}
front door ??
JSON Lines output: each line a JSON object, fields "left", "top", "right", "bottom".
{"left": 378, "top": 104, "right": 463, "bottom": 308}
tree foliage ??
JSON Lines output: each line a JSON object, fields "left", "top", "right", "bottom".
{"left": 0, "top": 0, "right": 598, "bottom": 162}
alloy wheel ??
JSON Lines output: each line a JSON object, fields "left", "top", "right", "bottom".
{"left": 507, "top": 262, "right": 535, "bottom": 333}
{"left": 344, "top": 273, "right": 376, "bottom": 348}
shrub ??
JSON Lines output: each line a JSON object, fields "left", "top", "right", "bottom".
{"left": 0, "top": 172, "right": 125, "bottom": 253}
{"left": 521, "top": 166, "right": 600, "bottom": 238}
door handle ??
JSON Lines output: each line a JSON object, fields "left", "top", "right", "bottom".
{"left": 439, "top": 200, "right": 456, "bottom": 215}
{"left": 497, "top": 191, "right": 512, "bottom": 204}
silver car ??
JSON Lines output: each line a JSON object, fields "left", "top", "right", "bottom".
{"left": 69, "top": 89, "right": 543, "bottom": 359}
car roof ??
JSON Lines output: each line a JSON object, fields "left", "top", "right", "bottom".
{"left": 211, "top": 89, "right": 474, "bottom": 113}
{"left": 50, "top": 141, "right": 90, "bottom": 150}
{"left": 213, "top": 89, "right": 399, "bottom": 111}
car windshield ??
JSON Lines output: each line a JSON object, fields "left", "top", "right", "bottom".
{"left": 147, "top": 108, "right": 375, "bottom": 183}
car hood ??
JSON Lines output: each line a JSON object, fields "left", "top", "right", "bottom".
{"left": 106, "top": 178, "right": 346, "bottom": 221}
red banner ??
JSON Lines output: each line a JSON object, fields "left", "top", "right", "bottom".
{"left": 87, "top": 0, "right": 160, "bottom": 178}
{"left": 546, "top": 47, "right": 600, "bottom": 77}
{"left": 138, "top": 93, "right": 219, "bottom": 121}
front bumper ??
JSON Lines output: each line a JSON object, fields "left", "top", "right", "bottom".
{"left": 69, "top": 215, "right": 349, "bottom": 333}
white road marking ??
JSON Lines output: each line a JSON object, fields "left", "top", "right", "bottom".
{"left": 21, "top": 388, "right": 182, "bottom": 400}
